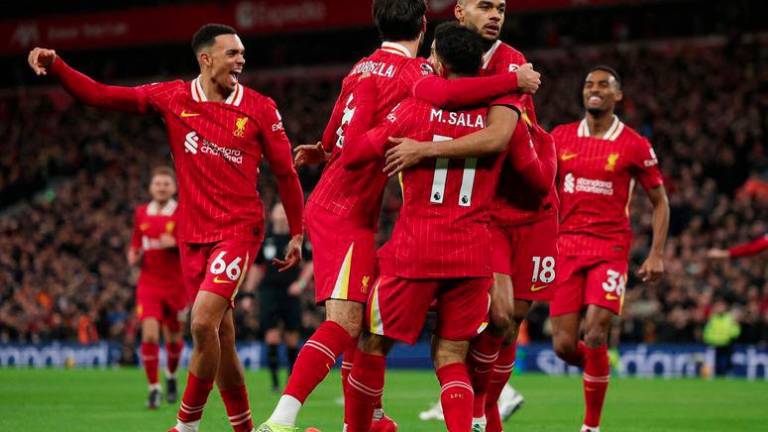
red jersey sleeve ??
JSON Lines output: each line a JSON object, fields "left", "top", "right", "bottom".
{"left": 341, "top": 99, "right": 413, "bottom": 169}
{"left": 729, "top": 235, "right": 768, "bottom": 258}
{"left": 632, "top": 137, "right": 664, "bottom": 190}
{"left": 51, "top": 57, "right": 151, "bottom": 114}
{"left": 257, "top": 98, "right": 305, "bottom": 236}
{"left": 130, "top": 208, "right": 142, "bottom": 250}
{"left": 321, "top": 88, "right": 347, "bottom": 153}
{"left": 509, "top": 124, "right": 557, "bottom": 196}
{"left": 411, "top": 73, "right": 519, "bottom": 109}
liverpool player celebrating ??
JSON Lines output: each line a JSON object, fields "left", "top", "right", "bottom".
{"left": 707, "top": 234, "right": 768, "bottom": 259}
{"left": 28, "top": 24, "right": 305, "bottom": 432}
{"left": 342, "top": 22, "right": 506, "bottom": 432}
{"left": 550, "top": 66, "right": 669, "bottom": 432}
{"left": 264, "top": 1, "right": 531, "bottom": 430}
{"left": 384, "top": 1, "right": 557, "bottom": 430}
{"left": 128, "top": 166, "right": 186, "bottom": 409}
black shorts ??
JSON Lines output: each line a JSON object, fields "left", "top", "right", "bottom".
{"left": 259, "top": 287, "right": 302, "bottom": 332}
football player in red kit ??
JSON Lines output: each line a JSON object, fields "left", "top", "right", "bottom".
{"left": 340, "top": 22, "right": 512, "bottom": 432}
{"left": 28, "top": 23, "right": 305, "bottom": 432}
{"left": 128, "top": 166, "right": 187, "bottom": 409}
{"left": 550, "top": 66, "right": 670, "bottom": 432}
{"left": 383, "top": 1, "right": 556, "bottom": 429}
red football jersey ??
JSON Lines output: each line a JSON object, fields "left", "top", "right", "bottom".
{"left": 360, "top": 98, "right": 503, "bottom": 279}
{"left": 552, "top": 116, "right": 664, "bottom": 258}
{"left": 134, "top": 78, "right": 302, "bottom": 243}
{"left": 130, "top": 200, "right": 183, "bottom": 289}
{"left": 482, "top": 41, "right": 559, "bottom": 225}
{"left": 308, "top": 42, "right": 434, "bottom": 228}
{"left": 50, "top": 57, "right": 304, "bottom": 245}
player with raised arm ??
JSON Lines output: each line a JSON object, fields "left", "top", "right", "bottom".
{"left": 341, "top": 22, "right": 508, "bottom": 432}
{"left": 128, "top": 166, "right": 186, "bottom": 409}
{"left": 550, "top": 66, "right": 670, "bottom": 432}
{"left": 384, "top": 1, "right": 557, "bottom": 430}
{"left": 264, "top": 1, "right": 536, "bottom": 430}
{"left": 28, "top": 23, "right": 305, "bottom": 432}
{"left": 707, "top": 234, "right": 768, "bottom": 259}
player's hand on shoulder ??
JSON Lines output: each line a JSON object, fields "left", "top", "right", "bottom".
{"left": 294, "top": 141, "right": 328, "bottom": 167}
{"left": 637, "top": 253, "right": 664, "bottom": 282}
{"left": 384, "top": 136, "right": 429, "bottom": 177}
{"left": 706, "top": 248, "right": 730, "bottom": 259}
{"left": 273, "top": 234, "right": 303, "bottom": 272}
{"left": 28, "top": 47, "right": 57, "bottom": 76}
{"left": 516, "top": 63, "right": 541, "bottom": 94}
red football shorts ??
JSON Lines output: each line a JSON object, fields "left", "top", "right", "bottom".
{"left": 305, "top": 203, "right": 377, "bottom": 305}
{"left": 549, "top": 255, "right": 628, "bottom": 316}
{"left": 136, "top": 282, "right": 187, "bottom": 332}
{"left": 365, "top": 275, "right": 492, "bottom": 345}
{"left": 490, "top": 214, "right": 558, "bottom": 302}
{"left": 179, "top": 238, "right": 261, "bottom": 308}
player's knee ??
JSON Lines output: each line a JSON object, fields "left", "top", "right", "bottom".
{"left": 553, "top": 336, "right": 578, "bottom": 361}
{"left": 190, "top": 318, "right": 218, "bottom": 345}
{"left": 584, "top": 326, "right": 609, "bottom": 348}
{"left": 488, "top": 308, "right": 512, "bottom": 335}
{"left": 338, "top": 320, "right": 361, "bottom": 340}
{"left": 361, "top": 333, "right": 393, "bottom": 356}
{"left": 433, "top": 339, "right": 468, "bottom": 369}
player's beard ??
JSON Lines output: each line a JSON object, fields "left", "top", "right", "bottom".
{"left": 481, "top": 37, "right": 498, "bottom": 52}
{"left": 587, "top": 106, "right": 608, "bottom": 117}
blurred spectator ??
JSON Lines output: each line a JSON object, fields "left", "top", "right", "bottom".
{"left": 703, "top": 298, "right": 741, "bottom": 376}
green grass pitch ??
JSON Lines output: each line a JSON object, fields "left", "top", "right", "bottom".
{"left": 0, "top": 368, "right": 765, "bottom": 431}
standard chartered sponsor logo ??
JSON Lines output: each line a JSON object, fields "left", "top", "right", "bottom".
{"left": 563, "top": 172, "right": 613, "bottom": 195}
{"left": 563, "top": 173, "right": 575, "bottom": 193}
{"left": 183, "top": 131, "right": 243, "bottom": 164}
{"left": 184, "top": 131, "right": 199, "bottom": 154}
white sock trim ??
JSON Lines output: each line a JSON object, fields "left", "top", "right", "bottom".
{"left": 268, "top": 395, "right": 302, "bottom": 426}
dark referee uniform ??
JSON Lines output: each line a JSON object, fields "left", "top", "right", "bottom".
{"left": 257, "top": 232, "right": 311, "bottom": 334}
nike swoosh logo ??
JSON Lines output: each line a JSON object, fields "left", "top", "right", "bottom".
{"left": 560, "top": 153, "right": 578, "bottom": 161}
{"left": 606, "top": 293, "right": 620, "bottom": 300}
{"left": 530, "top": 284, "right": 549, "bottom": 292}
{"left": 181, "top": 110, "right": 200, "bottom": 118}
{"left": 213, "top": 276, "right": 231, "bottom": 284}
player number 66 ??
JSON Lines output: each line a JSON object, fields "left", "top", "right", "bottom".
{"left": 210, "top": 251, "right": 243, "bottom": 281}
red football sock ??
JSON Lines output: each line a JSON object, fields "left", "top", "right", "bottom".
{"left": 344, "top": 350, "right": 385, "bottom": 432}
{"left": 468, "top": 332, "right": 503, "bottom": 418}
{"left": 561, "top": 340, "right": 587, "bottom": 367}
{"left": 341, "top": 346, "right": 356, "bottom": 392}
{"left": 437, "top": 362, "right": 474, "bottom": 432}
{"left": 140, "top": 342, "right": 159, "bottom": 386}
{"left": 582, "top": 344, "right": 610, "bottom": 428}
{"left": 177, "top": 372, "right": 214, "bottom": 423}
{"left": 166, "top": 341, "right": 183, "bottom": 376}
{"left": 283, "top": 320, "right": 354, "bottom": 403}
{"left": 485, "top": 343, "right": 517, "bottom": 432}
{"left": 220, "top": 384, "right": 253, "bottom": 432}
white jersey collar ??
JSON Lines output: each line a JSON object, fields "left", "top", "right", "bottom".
{"left": 482, "top": 40, "right": 503, "bottom": 70}
{"left": 147, "top": 199, "right": 177, "bottom": 216}
{"left": 381, "top": 42, "right": 414, "bottom": 58}
{"left": 191, "top": 76, "right": 244, "bottom": 107}
{"left": 578, "top": 115, "right": 624, "bottom": 141}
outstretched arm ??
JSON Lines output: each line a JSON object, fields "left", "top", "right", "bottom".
{"left": 709, "top": 235, "right": 768, "bottom": 259}
{"left": 383, "top": 104, "right": 518, "bottom": 176}
{"left": 411, "top": 63, "right": 541, "bottom": 109}
{"left": 29, "top": 48, "right": 149, "bottom": 113}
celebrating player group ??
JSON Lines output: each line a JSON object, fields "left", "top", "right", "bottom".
{"left": 27, "top": 0, "right": 669, "bottom": 431}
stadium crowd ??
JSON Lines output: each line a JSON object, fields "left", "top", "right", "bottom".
{"left": 1, "top": 34, "right": 767, "bottom": 347}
